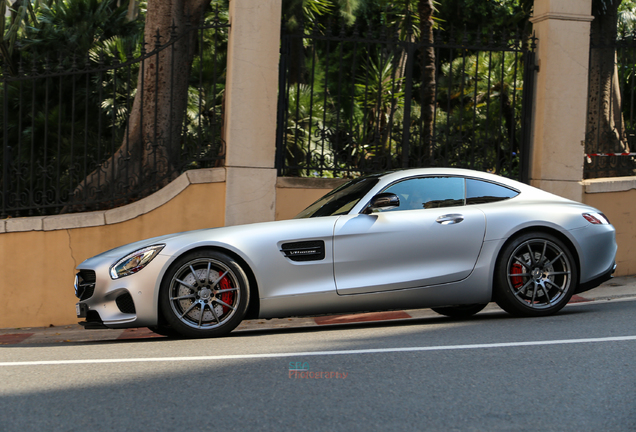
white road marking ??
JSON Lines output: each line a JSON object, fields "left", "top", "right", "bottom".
{"left": 1, "top": 335, "right": 636, "bottom": 367}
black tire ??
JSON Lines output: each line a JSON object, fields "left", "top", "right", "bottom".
{"left": 493, "top": 232, "right": 577, "bottom": 317}
{"left": 431, "top": 303, "right": 488, "bottom": 318}
{"left": 159, "top": 250, "right": 250, "bottom": 338}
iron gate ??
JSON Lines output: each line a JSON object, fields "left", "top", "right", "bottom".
{"left": 276, "top": 20, "right": 536, "bottom": 182}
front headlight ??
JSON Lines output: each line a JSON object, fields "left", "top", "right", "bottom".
{"left": 110, "top": 244, "right": 165, "bottom": 279}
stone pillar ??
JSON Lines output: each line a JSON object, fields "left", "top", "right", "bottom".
{"left": 223, "top": 0, "right": 282, "bottom": 226}
{"left": 529, "top": 0, "right": 593, "bottom": 201}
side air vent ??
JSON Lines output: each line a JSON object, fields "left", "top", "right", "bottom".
{"left": 116, "top": 292, "right": 136, "bottom": 314}
{"left": 281, "top": 240, "right": 325, "bottom": 262}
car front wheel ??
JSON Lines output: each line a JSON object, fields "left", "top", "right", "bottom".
{"left": 159, "top": 250, "right": 250, "bottom": 338}
{"left": 493, "top": 232, "right": 577, "bottom": 317}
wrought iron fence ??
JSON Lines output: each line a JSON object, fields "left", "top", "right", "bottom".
{"left": 1, "top": 15, "right": 229, "bottom": 218}
{"left": 585, "top": 33, "right": 636, "bottom": 178}
{"left": 275, "top": 20, "right": 536, "bottom": 182}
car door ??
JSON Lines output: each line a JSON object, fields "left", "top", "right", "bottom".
{"left": 333, "top": 176, "right": 487, "bottom": 295}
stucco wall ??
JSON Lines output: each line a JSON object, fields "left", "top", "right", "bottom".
{"left": 0, "top": 169, "right": 226, "bottom": 328}
{"left": 582, "top": 177, "right": 636, "bottom": 277}
{"left": 275, "top": 177, "right": 349, "bottom": 220}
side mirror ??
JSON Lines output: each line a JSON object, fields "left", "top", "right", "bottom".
{"left": 363, "top": 193, "right": 400, "bottom": 214}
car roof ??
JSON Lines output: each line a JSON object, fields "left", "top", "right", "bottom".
{"left": 375, "top": 168, "right": 523, "bottom": 188}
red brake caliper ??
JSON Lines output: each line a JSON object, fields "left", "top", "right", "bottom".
{"left": 218, "top": 275, "right": 234, "bottom": 314}
{"left": 511, "top": 263, "right": 524, "bottom": 289}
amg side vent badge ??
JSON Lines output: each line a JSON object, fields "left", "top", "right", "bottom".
{"left": 281, "top": 240, "right": 325, "bottom": 262}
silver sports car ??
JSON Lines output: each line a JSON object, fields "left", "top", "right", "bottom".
{"left": 74, "top": 168, "right": 617, "bottom": 338}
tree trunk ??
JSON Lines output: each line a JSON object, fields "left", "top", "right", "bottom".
{"left": 283, "top": 0, "right": 306, "bottom": 85}
{"left": 586, "top": 0, "right": 632, "bottom": 178}
{"left": 66, "top": 0, "right": 211, "bottom": 211}
{"left": 417, "top": 0, "right": 435, "bottom": 166}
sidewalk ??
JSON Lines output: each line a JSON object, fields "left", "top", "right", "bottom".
{"left": 2, "top": 275, "right": 636, "bottom": 345}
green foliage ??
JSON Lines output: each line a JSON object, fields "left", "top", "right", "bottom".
{"left": 0, "top": 1, "right": 147, "bottom": 215}
{"left": 282, "top": 0, "right": 334, "bottom": 30}
{"left": 594, "top": 0, "right": 624, "bottom": 16}
{"left": 618, "top": 0, "right": 636, "bottom": 34}
{"left": 0, "top": 0, "right": 230, "bottom": 215}
{"left": 1, "top": 0, "right": 144, "bottom": 69}
{"left": 435, "top": 0, "right": 532, "bottom": 35}
{"left": 183, "top": 12, "right": 229, "bottom": 166}
{"left": 434, "top": 50, "right": 524, "bottom": 177}
{"left": 352, "top": 50, "right": 404, "bottom": 164}
{"left": 28, "top": 0, "right": 141, "bottom": 53}
{"left": 334, "top": 0, "right": 361, "bottom": 25}
{"left": 1, "top": 0, "right": 539, "bottom": 212}
{"left": 284, "top": 83, "right": 330, "bottom": 175}
{"left": 285, "top": 0, "right": 532, "bottom": 177}
{"left": 281, "top": 2, "right": 531, "bottom": 178}
{"left": 616, "top": 1, "right": 636, "bottom": 153}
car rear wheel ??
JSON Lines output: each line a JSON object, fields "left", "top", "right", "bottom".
{"left": 159, "top": 250, "right": 250, "bottom": 338}
{"left": 431, "top": 303, "right": 488, "bottom": 318}
{"left": 493, "top": 232, "right": 577, "bottom": 317}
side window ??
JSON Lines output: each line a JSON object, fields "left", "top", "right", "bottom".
{"left": 466, "top": 179, "right": 518, "bottom": 205}
{"left": 381, "top": 177, "right": 465, "bottom": 211}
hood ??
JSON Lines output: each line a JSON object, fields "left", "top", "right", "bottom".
{"left": 76, "top": 219, "right": 292, "bottom": 268}
{"left": 78, "top": 229, "right": 212, "bottom": 265}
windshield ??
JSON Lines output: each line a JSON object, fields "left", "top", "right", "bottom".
{"left": 295, "top": 178, "right": 379, "bottom": 218}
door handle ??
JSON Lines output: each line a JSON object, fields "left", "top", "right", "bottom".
{"left": 436, "top": 214, "right": 464, "bottom": 225}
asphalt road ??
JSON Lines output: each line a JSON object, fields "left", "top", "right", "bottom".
{"left": 1, "top": 299, "right": 635, "bottom": 431}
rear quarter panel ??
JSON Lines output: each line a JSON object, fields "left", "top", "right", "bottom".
{"left": 480, "top": 198, "right": 616, "bottom": 283}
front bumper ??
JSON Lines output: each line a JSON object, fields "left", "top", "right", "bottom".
{"left": 73, "top": 253, "right": 169, "bottom": 329}
{"left": 76, "top": 305, "right": 109, "bottom": 329}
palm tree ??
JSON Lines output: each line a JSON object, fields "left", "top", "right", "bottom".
{"left": 67, "top": 0, "right": 216, "bottom": 211}
{"left": 418, "top": 0, "right": 435, "bottom": 165}
{"left": 354, "top": 50, "right": 404, "bottom": 169}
